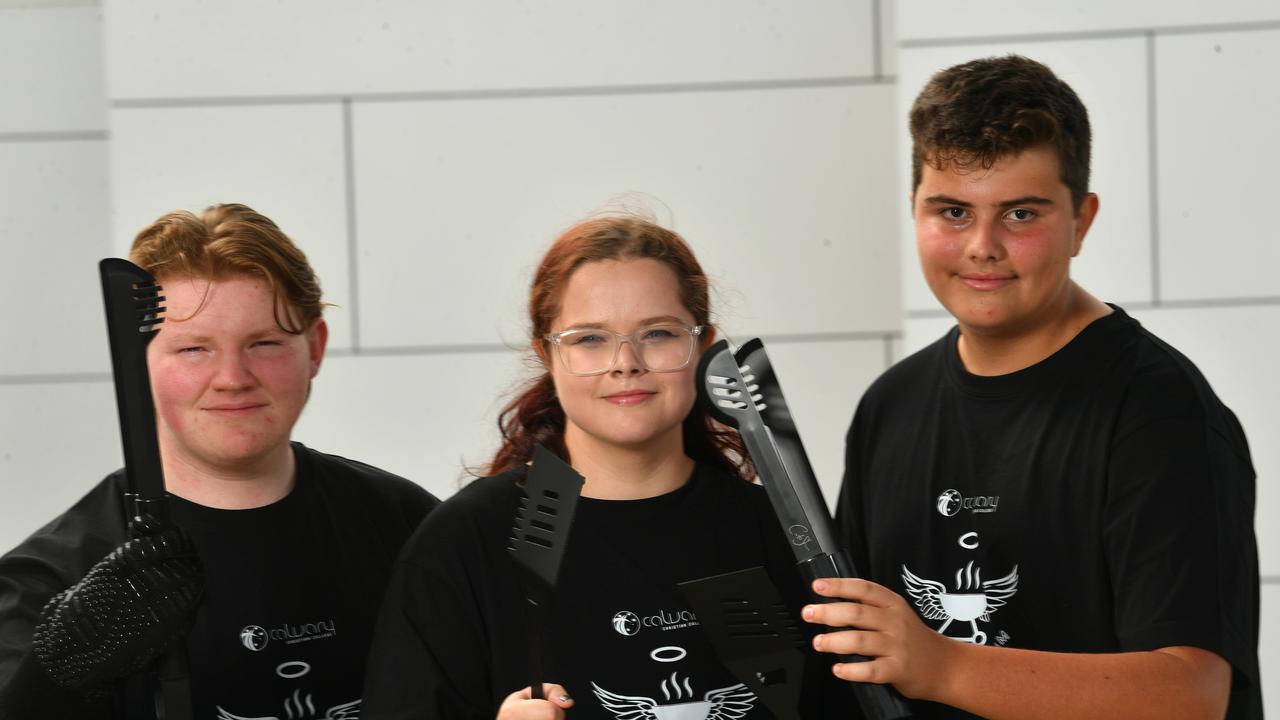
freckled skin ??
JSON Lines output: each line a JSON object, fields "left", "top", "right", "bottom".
{"left": 146, "top": 275, "right": 325, "bottom": 480}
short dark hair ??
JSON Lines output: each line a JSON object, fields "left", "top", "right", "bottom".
{"left": 909, "top": 55, "right": 1092, "bottom": 211}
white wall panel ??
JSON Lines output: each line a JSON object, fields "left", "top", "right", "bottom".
{"left": 106, "top": 0, "right": 875, "bottom": 101}
{"left": 1262, "top": 583, "right": 1278, "bottom": 713}
{"left": 292, "top": 350, "right": 527, "bottom": 502}
{"left": 897, "top": 0, "right": 1280, "bottom": 42}
{"left": 0, "top": 141, "right": 110, "bottom": 375}
{"left": 1155, "top": 30, "right": 1280, "bottom": 302}
{"left": 879, "top": 0, "right": 898, "bottom": 78}
{"left": 107, "top": 105, "right": 355, "bottom": 349}
{"left": 898, "top": 38, "right": 1153, "bottom": 313}
{"left": 1129, "top": 305, "right": 1280, "bottom": 575}
{"left": 0, "top": 382, "right": 120, "bottom": 553}
{"left": 0, "top": 7, "right": 104, "bottom": 134}
{"left": 352, "top": 85, "right": 901, "bottom": 350}
{"left": 762, "top": 339, "right": 889, "bottom": 511}
{"left": 903, "top": 315, "right": 955, "bottom": 356}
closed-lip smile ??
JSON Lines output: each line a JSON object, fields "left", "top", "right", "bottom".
{"left": 205, "top": 402, "right": 266, "bottom": 414}
{"left": 959, "top": 273, "right": 1015, "bottom": 290}
{"left": 604, "top": 389, "right": 656, "bottom": 406}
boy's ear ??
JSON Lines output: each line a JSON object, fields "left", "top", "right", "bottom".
{"left": 1072, "top": 193, "right": 1100, "bottom": 257}
{"left": 307, "top": 318, "right": 329, "bottom": 378}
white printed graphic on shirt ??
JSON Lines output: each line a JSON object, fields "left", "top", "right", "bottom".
{"left": 611, "top": 607, "right": 699, "bottom": 635}
{"left": 901, "top": 561, "right": 1019, "bottom": 645}
{"left": 214, "top": 660, "right": 361, "bottom": 719}
{"left": 592, "top": 675, "right": 757, "bottom": 720}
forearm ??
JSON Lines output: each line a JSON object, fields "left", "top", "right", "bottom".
{"left": 806, "top": 579, "right": 1231, "bottom": 720}
{"left": 0, "top": 652, "right": 111, "bottom": 720}
{"left": 920, "top": 642, "right": 1228, "bottom": 720}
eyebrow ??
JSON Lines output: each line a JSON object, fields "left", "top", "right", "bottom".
{"left": 561, "top": 315, "right": 688, "bottom": 330}
{"left": 923, "top": 194, "right": 1055, "bottom": 208}
{"left": 158, "top": 328, "right": 285, "bottom": 344}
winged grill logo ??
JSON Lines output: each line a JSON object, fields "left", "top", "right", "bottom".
{"left": 592, "top": 674, "right": 758, "bottom": 720}
{"left": 901, "top": 560, "right": 1019, "bottom": 645}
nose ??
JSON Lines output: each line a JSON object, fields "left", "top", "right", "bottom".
{"left": 966, "top": 219, "right": 1006, "bottom": 263}
{"left": 611, "top": 338, "right": 645, "bottom": 375}
{"left": 212, "top": 351, "right": 256, "bottom": 391}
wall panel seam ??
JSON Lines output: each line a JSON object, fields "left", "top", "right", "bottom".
{"left": 0, "top": 131, "right": 107, "bottom": 143}
{"left": 899, "top": 19, "right": 1280, "bottom": 48}
{"left": 342, "top": 96, "right": 361, "bottom": 353}
{"left": 872, "top": 0, "right": 884, "bottom": 80}
{"left": 108, "top": 75, "right": 895, "bottom": 110}
{"left": 908, "top": 296, "right": 1280, "bottom": 319}
{"left": 1147, "top": 31, "right": 1161, "bottom": 306}
{"left": 0, "top": 373, "right": 111, "bottom": 386}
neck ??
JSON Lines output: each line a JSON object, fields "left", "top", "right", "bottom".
{"left": 160, "top": 441, "right": 297, "bottom": 509}
{"left": 564, "top": 425, "right": 695, "bottom": 500}
{"left": 957, "top": 283, "right": 1111, "bottom": 376}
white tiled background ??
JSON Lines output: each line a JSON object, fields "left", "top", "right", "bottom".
{"left": 0, "top": 0, "right": 1274, "bottom": 706}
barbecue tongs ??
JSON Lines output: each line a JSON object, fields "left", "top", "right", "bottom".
{"left": 693, "top": 338, "right": 912, "bottom": 720}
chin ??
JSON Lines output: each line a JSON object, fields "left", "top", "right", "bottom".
{"left": 574, "top": 418, "right": 684, "bottom": 453}
{"left": 206, "top": 435, "right": 287, "bottom": 466}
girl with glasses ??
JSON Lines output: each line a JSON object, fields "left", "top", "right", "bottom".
{"left": 362, "top": 214, "right": 851, "bottom": 720}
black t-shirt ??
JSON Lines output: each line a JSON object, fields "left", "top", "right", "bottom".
{"left": 839, "top": 306, "right": 1261, "bottom": 718}
{"left": 362, "top": 462, "right": 855, "bottom": 720}
{"left": 0, "top": 443, "right": 439, "bottom": 719}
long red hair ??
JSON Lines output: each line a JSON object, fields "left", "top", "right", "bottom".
{"left": 485, "top": 215, "right": 751, "bottom": 481}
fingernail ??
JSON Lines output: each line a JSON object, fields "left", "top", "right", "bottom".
{"left": 812, "top": 634, "right": 824, "bottom": 650}
{"left": 813, "top": 579, "right": 828, "bottom": 593}
{"left": 801, "top": 605, "right": 815, "bottom": 620}
{"left": 559, "top": 694, "right": 571, "bottom": 702}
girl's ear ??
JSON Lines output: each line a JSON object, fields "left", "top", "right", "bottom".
{"left": 701, "top": 325, "right": 718, "bottom": 348}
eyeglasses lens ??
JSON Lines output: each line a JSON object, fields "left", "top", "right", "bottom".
{"left": 559, "top": 325, "right": 695, "bottom": 375}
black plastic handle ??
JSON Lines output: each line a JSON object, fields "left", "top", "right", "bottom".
{"left": 798, "top": 553, "right": 913, "bottom": 720}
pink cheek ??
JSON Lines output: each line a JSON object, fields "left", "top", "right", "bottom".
{"left": 150, "top": 375, "right": 199, "bottom": 432}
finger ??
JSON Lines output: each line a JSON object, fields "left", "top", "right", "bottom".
{"left": 802, "top": 598, "right": 885, "bottom": 630}
{"left": 810, "top": 577, "right": 895, "bottom": 606}
{"left": 541, "top": 684, "right": 574, "bottom": 707}
{"left": 831, "top": 657, "right": 894, "bottom": 686}
{"left": 497, "top": 690, "right": 569, "bottom": 720}
{"left": 811, "top": 628, "right": 888, "bottom": 658}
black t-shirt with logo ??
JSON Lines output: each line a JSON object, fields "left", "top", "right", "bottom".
{"left": 0, "top": 443, "right": 438, "bottom": 719}
{"left": 362, "top": 463, "right": 856, "bottom": 720}
{"left": 838, "top": 306, "right": 1261, "bottom": 718}
{"left": 171, "top": 444, "right": 439, "bottom": 717}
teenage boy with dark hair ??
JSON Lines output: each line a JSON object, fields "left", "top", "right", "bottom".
{"left": 804, "top": 55, "right": 1261, "bottom": 719}
{"left": 0, "top": 204, "right": 439, "bottom": 718}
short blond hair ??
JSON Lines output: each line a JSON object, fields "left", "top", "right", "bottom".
{"left": 129, "top": 203, "right": 324, "bottom": 333}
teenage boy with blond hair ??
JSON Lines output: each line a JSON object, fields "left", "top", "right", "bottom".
{"left": 0, "top": 204, "right": 438, "bottom": 718}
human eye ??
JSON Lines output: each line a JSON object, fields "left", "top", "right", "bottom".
{"left": 567, "top": 331, "right": 607, "bottom": 347}
{"left": 938, "top": 207, "right": 971, "bottom": 225}
{"left": 640, "top": 326, "right": 680, "bottom": 342}
{"left": 177, "top": 345, "right": 206, "bottom": 354}
{"left": 1004, "top": 207, "right": 1036, "bottom": 222}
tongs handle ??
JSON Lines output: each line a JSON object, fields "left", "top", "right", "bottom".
{"left": 799, "top": 553, "right": 914, "bottom": 720}
{"left": 522, "top": 594, "right": 546, "bottom": 700}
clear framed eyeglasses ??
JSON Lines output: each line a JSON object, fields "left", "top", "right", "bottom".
{"left": 544, "top": 324, "right": 707, "bottom": 376}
